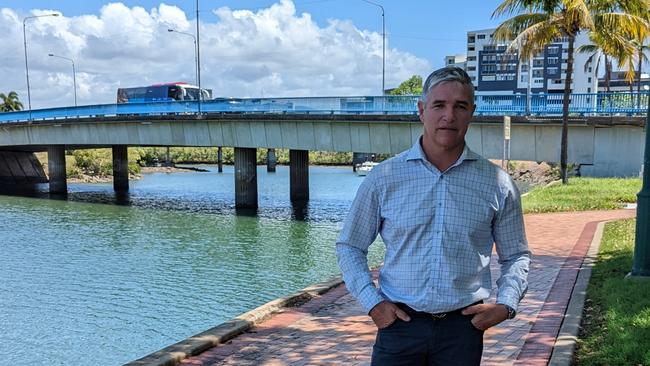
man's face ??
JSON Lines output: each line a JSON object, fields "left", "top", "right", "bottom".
{"left": 417, "top": 81, "right": 475, "bottom": 152}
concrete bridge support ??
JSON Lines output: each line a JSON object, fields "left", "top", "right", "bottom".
{"left": 47, "top": 146, "right": 67, "bottom": 194}
{"left": 112, "top": 145, "right": 129, "bottom": 192}
{"left": 267, "top": 148, "right": 277, "bottom": 172}
{"left": 217, "top": 147, "right": 223, "bottom": 173}
{"left": 290, "top": 149, "right": 309, "bottom": 203}
{"left": 234, "top": 147, "right": 258, "bottom": 209}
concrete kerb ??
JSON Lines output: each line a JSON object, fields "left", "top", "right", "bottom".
{"left": 123, "top": 276, "right": 344, "bottom": 366}
{"left": 548, "top": 221, "right": 606, "bottom": 366}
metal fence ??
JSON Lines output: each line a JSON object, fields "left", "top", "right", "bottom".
{"left": 1, "top": 92, "right": 648, "bottom": 123}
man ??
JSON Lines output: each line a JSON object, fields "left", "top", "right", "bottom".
{"left": 336, "top": 66, "right": 530, "bottom": 365}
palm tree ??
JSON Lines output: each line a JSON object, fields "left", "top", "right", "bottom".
{"left": 493, "top": 0, "right": 649, "bottom": 184}
{"left": 0, "top": 91, "right": 23, "bottom": 112}
{"left": 578, "top": 26, "right": 636, "bottom": 92}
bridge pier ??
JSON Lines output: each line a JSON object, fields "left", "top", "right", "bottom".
{"left": 47, "top": 146, "right": 67, "bottom": 194}
{"left": 234, "top": 147, "right": 258, "bottom": 209}
{"left": 290, "top": 149, "right": 309, "bottom": 203}
{"left": 217, "top": 147, "right": 223, "bottom": 173}
{"left": 112, "top": 145, "right": 129, "bottom": 192}
{"left": 267, "top": 148, "right": 277, "bottom": 172}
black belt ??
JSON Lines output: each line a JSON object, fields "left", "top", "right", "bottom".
{"left": 395, "top": 301, "right": 483, "bottom": 320}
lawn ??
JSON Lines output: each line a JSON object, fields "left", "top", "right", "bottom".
{"left": 521, "top": 177, "right": 641, "bottom": 214}
{"left": 573, "top": 219, "right": 650, "bottom": 365}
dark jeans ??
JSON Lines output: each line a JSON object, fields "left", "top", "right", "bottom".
{"left": 371, "top": 304, "right": 484, "bottom": 366}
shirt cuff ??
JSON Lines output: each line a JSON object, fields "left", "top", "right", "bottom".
{"left": 357, "top": 283, "right": 385, "bottom": 314}
{"left": 497, "top": 289, "right": 521, "bottom": 312}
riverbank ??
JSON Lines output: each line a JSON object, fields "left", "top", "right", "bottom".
{"left": 66, "top": 160, "right": 559, "bottom": 189}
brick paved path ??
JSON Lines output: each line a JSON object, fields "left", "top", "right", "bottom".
{"left": 179, "top": 210, "right": 635, "bottom": 366}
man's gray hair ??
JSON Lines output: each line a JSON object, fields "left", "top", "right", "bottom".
{"left": 421, "top": 66, "right": 475, "bottom": 102}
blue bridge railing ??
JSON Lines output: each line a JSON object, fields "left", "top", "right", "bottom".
{"left": 0, "top": 92, "right": 648, "bottom": 123}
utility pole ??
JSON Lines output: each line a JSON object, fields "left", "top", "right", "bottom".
{"left": 629, "top": 94, "right": 650, "bottom": 278}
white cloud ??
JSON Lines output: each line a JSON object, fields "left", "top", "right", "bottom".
{"left": 2, "top": 0, "right": 430, "bottom": 109}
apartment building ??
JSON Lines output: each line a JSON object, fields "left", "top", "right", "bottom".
{"left": 444, "top": 54, "right": 467, "bottom": 69}
{"left": 463, "top": 28, "right": 598, "bottom": 95}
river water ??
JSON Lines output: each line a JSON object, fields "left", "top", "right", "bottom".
{"left": 0, "top": 165, "right": 385, "bottom": 366}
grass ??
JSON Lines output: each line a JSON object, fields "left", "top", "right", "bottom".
{"left": 522, "top": 177, "right": 641, "bottom": 214}
{"left": 573, "top": 219, "right": 650, "bottom": 366}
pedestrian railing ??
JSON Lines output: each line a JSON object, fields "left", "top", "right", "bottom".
{"left": 1, "top": 92, "right": 648, "bottom": 123}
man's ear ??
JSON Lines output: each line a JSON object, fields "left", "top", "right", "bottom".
{"left": 417, "top": 100, "right": 425, "bottom": 121}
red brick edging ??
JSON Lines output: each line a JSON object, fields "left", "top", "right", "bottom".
{"left": 514, "top": 220, "right": 600, "bottom": 365}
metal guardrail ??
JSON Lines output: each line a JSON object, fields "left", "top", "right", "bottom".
{"left": 0, "top": 92, "right": 648, "bottom": 123}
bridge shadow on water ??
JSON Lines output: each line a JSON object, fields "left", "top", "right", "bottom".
{"left": 0, "top": 184, "right": 332, "bottom": 223}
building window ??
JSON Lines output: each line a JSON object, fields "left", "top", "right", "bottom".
{"left": 533, "top": 69, "right": 544, "bottom": 77}
{"left": 467, "top": 66, "right": 476, "bottom": 71}
{"left": 468, "top": 46, "right": 475, "bottom": 51}
{"left": 547, "top": 67, "right": 558, "bottom": 74}
{"left": 588, "top": 67, "right": 592, "bottom": 73}
{"left": 548, "top": 46, "right": 559, "bottom": 54}
{"left": 533, "top": 59, "right": 544, "bottom": 67}
{"left": 477, "top": 34, "right": 486, "bottom": 39}
{"left": 588, "top": 77, "right": 592, "bottom": 83}
{"left": 467, "top": 56, "right": 476, "bottom": 61}
{"left": 521, "top": 64, "right": 529, "bottom": 72}
{"left": 521, "top": 75, "right": 529, "bottom": 82}
{"left": 534, "top": 78, "right": 544, "bottom": 83}
{"left": 587, "top": 87, "right": 591, "bottom": 93}
{"left": 468, "top": 35, "right": 475, "bottom": 43}
{"left": 547, "top": 57, "right": 559, "bottom": 64}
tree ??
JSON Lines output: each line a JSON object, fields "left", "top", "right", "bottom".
{"left": 390, "top": 75, "right": 423, "bottom": 95}
{"left": 0, "top": 91, "right": 23, "bottom": 112}
{"left": 493, "top": 0, "right": 649, "bottom": 184}
{"left": 578, "top": 27, "right": 636, "bottom": 92}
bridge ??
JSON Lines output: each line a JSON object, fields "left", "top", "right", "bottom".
{"left": 0, "top": 93, "right": 646, "bottom": 208}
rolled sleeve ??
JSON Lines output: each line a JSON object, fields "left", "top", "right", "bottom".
{"left": 493, "top": 181, "right": 531, "bottom": 311}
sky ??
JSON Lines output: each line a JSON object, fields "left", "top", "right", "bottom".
{"left": 0, "top": 0, "right": 506, "bottom": 108}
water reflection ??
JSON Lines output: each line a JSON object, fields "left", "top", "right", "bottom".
{"left": 0, "top": 166, "right": 383, "bottom": 366}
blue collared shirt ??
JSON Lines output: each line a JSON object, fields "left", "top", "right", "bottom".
{"left": 336, "top": 138, "right": 530, "bottom": 314}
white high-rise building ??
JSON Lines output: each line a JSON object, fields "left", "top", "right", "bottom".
{"left": 464, "top": 28, "right": 598, "bottom": 96}
{"left": 444, "top": 54, "right": 467, "bottom": 69}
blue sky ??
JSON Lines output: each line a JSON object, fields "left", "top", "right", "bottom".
{"left": 1, "top": 0, "right": 506, "bottom": 107}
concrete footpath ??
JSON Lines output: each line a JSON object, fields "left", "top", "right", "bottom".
{"left": 171, "top": 209, "right": 636, "bottom": 366}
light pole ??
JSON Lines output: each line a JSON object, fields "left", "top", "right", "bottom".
{"left": 629, "top": 91, "right": 650, "bottom": 278}
{"left": 48, "top": 53, "right": 77, "bottom": 107}
{"left": 23, "top": 13, "right": 59, "bottom": 117}
{"left": 167, "top": 29, "right": 199, "bottom": 89}
{"left": 361, "top": 0, "right": 385, "bottom": 95}
{"left": 196, "top": 0, "right": 202, "bottom": 116}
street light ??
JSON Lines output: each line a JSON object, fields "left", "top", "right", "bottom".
{"left": 167, "top": 29, "right": 199, "bottom": 88}
{"left": 48, "top": 53, "right": 77, "bottom": 107}
{"left": 361, "top": 0, "right": 385, "bottom": 95}
{"left": 23, "top": 13, "right": 60, "bottom": 117}
{"left": 196, "top": 0, "right": 203, "bottom": 116}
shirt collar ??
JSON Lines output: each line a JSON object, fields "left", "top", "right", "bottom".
{"left": 406, "top": 136, "right": 479, "bottom": 166}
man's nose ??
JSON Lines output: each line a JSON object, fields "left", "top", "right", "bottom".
{"left": 440, "top": 105, "right": 455, "bottom": 121}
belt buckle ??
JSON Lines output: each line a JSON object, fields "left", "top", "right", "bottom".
{"left": 430, "top": 312, "right": 446, "bottom": 319}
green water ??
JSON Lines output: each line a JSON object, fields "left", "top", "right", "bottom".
{"left": 0, "top": 165, "right": 384, "bottom": 365}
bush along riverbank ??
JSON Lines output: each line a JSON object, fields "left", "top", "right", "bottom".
{"left": 36, "top": 147, "right": 559, "bottom": 186}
